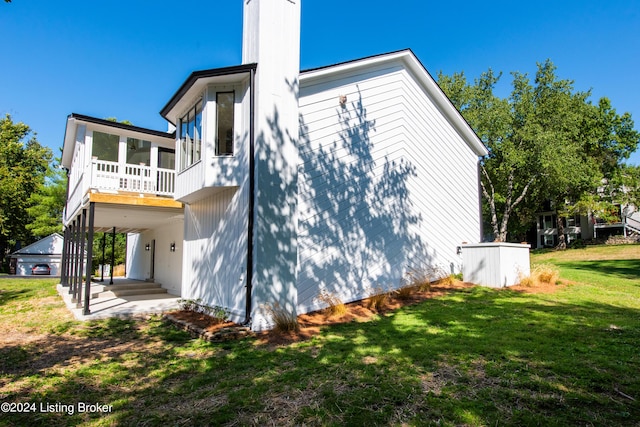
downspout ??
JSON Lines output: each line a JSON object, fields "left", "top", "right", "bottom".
{"left": 478, "top": 159, "right": 484, "bottom": 241}
{"left": 244, "top": 66, "right": 256, "bottom": 325}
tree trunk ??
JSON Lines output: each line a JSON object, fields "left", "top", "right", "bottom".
{"left": 556, "top": 215, "right": 566, "bottom": 250}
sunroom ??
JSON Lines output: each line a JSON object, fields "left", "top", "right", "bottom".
{"left": 62, "top": 114, "right": 179, "bottom": 217}
{"left": 159, "top": 63, "right": 256, "bottom": 203}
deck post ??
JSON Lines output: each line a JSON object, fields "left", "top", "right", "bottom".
{"left": 83, "top": 202, "right": 95, "bottom": 315}
{"left": 100, "top": 232, "right": 106, "bottom": 282}
{"left": 75, "top": 209, "right": 87, "bottom": 307}
{"left": 60, "top": 226, "right": 69, "bottom": 286}
{"left": 69, "top": 218, "right": 78, "bottom": 296}
{"left": 110, "top": 227, "right": 116, "bottom": 284}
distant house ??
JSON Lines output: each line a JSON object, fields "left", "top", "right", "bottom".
{"left": 532, "top": 201, "right": 640, "bottom": 248}
{"left": 9, "top": 233, "right": 63, "bottom": 276}
{"left": 60, "top": 0, "right": 488, "bottom": 329}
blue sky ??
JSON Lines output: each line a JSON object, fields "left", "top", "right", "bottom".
{"left": 1, "top": 0, "right": 639, "bottom": 164}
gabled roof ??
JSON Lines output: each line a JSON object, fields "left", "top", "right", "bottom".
{"left": 11, "top": 233, "right": 63, "bottom": 256}
{"left": 299, "top": 49, "right": 488, "bottom": 157}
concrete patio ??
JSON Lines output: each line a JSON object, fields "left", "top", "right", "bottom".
{"left": 57, "top": 278, "right": 181, "bottom": 321}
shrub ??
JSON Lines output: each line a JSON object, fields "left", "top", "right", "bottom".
{"left": 315, "top": 290, "right": 347, "bottom": 317}
{"left": 263, "top": 302, "right": 299, "bottom": 332}
{"left": 519, "top": 264, "right": 560, "bottom": 287}
{"left": 535, "top": 265, "right": 560, "bottom": 285}
{"left": 177, "top": 298, "right": 229, "bottom": 323}
{"left": 404, "top": 265, "right": 447, "bottom": 292}
{"left": 395, "top": 285, "right": 415, "bottom": 300}
{"left": 366, "top": 286, "right": 389, "bottom": 311}
{"left": 435, "top": 274, "right": 461, "bottom": 286}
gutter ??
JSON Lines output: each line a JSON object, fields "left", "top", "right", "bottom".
{"left": 244, "top": 66, "right": 256, "bottom": 326}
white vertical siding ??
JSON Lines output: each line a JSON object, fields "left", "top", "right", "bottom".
{"left": 296, "top": 61, "right": 482, "bottom": 313}
{"left": 126, "top": 220, "right": 184, "bottom": 295}
{"left": 182, "top": 186, "right": 249, "bottom": 322}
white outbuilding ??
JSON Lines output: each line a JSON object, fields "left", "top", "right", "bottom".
{"left": 9, "top": 233, "right": 64, "bottom": 276}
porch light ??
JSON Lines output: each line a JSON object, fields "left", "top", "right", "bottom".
{"left": 145, "top": 244, "right": 150, "bottom": 251}
{"left": 170, "top": 242, "right": 176, "bottom": 252}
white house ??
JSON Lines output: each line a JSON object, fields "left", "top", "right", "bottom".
{"left": 533, "top": 202, "right": 640, "bottom": 248}
{"left": 9, "top": 233, "right": 64, "bottom": 276}
{"left": 60, "top": 0, "right": 487, "bottom": 329}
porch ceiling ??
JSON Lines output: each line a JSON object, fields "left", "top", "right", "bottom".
{"left": 90, "top": 203, "right": 184, "bottom": 234}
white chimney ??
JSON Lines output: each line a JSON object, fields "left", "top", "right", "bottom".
{"left": 242, "top": 0, "right": 302, "bottom": 330}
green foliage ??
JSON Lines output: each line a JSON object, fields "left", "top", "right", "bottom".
{"left": 0, "top": 114, "right": 53, "bottom": 269}
{"left": 26, "top": 158, "right": 67, "bottom": 238}
{"left": 105, "top": 117, "right": 133, "bottom": 126}
{"left": 91, "top": 232, "right": 126, "bottom": 271}
{"left": 438, "top": 61, "right": 640, "bottom": 242}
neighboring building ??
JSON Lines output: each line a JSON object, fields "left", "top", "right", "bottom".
{"left": 60, "top": 0, "right": 488, "bottom": 329}
{"left": 8, "top": 233, "right": 64, "bottom": 276}
{"left": 532, "top": 201, "right": 640, "bottom": 248}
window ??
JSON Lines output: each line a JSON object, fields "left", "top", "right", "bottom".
{"left": 92, "top": 131, "right": 119, "bottom": 162}
{"left": 216, "top": 92, "right": 234, "bottom": 156}
{"left": 543, "top": 215, "right": 554, "bottom": 230}
{"left": 543, "top": 234, "right": 554, "bottom": 247}
{"left": 179, "top": 99, "right": 203, "bottom": 170}
{"left": 126, "top": 138, "right": 151, "bottom": 165}
{"left": 158, "top": 148, "right": 175, "bottom": 170}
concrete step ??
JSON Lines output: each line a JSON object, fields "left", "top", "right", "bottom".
{"left": 99, "top": 288, "right": 168, "bottom": 298}
{"left": 94, "top": 282, "right": 167, "bottom": 298}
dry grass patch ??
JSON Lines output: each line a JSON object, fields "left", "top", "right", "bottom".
{"left": 518, "top": 264, "right": 560, "bottom": 287}
{"left": 366, "top": 286, "right": 390, "bottom": 311}
{"left": 315, "top": 290, "right": 347, "bottom": 317}
{"left": 263, "top": 302, "right": 299, "bottom": 333}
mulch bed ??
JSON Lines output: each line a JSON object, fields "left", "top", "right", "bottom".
{"left": 164, "top": 280, "right": 559, "bottom": 346}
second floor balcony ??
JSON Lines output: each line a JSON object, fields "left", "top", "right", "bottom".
{"left": 62, "top": 114, "right": 179, "bottom": 223}
{"left": 92, "top": 159, "right": 175, "bottom": 197}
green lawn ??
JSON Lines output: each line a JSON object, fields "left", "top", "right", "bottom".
{"left": 1, "top": 245, "right": 639, "bottom": 426}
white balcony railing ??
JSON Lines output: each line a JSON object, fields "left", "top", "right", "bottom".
{"left": 91, "top": 159, "right": 175, "bottom": 196}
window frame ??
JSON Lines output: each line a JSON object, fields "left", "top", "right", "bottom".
{"left": 215, "top": 91, "right": 235, "bottom": 157}
{"left": 178, "top": 98, "right": 203, "bottom": 171}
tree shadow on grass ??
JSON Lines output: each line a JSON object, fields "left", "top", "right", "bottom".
{"left": 558, "top": 259, "right": 640, "bottom": 281}
{"left": 3, "top": 287, "right": 639, "bottom": 426}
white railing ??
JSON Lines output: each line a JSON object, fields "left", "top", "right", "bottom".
{"left": 90, "top": 159, "right": 175, "bottom": 196}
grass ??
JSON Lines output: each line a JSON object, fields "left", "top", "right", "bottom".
{"left": 1, "top": 245, "right": 639, "bottom": 426}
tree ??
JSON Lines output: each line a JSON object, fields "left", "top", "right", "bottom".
{"left": 0, "top": 114, "right": 52, "bottom": 269}
{"left": 438, "top": 60, "right": 640, "bottom": 243}
{"left": 26, "top": 157, "right": 67, "bottom": 238}
{"left": 91, "top": 232, "right": 127, "bottom": 273}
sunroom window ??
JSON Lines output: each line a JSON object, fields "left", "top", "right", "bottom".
{"left": 126, "top": 138, "right": 151, "bottom": 165}
{"left": 179, "top": 99, "right": 203, "bottom": 170}
{"left": 92, "top": 131, "right": 119, "bottom": 162}
{"left": 216, "top": 92, "right": 234, "bottom": 156}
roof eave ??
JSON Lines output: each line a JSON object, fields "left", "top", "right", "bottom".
{"left": 160, "top": 63, "right": 258, "bottom": 125}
